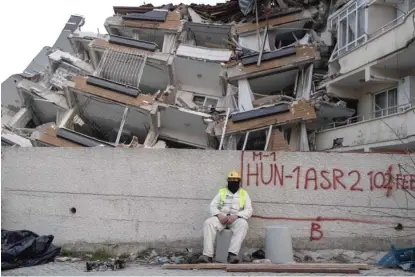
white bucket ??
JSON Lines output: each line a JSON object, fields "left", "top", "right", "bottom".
{"left": 265, "top": 225, "right": 294, "bottom": 264}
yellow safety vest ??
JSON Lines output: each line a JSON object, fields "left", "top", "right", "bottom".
{"left": 218, "top": 187, "right": 247, "bottom": 210}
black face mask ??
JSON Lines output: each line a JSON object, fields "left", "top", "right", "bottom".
{"left": 227, "top": 181, "right": 240, "bottom": 194}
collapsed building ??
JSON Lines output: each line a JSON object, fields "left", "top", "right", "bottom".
{"left": 2, "top": 0, "right": 414, "bottom": 152}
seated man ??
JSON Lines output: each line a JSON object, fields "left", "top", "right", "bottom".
{"left": 198, "top": 171, "right": 253, "bottom": 263}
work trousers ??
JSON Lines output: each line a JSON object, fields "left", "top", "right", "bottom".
{"left": 202, "top": 216, "right": 248, "bottom": 257}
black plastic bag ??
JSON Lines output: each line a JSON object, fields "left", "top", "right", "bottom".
{"left": 1, "top": 229, "right": 61, "bottom": 270}
{"left": 252, "top": 249, "right": 265, "bottom": 259}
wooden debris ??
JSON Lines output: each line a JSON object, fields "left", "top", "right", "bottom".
{"left": 226, "top": 264, "right": 360, "bottom": 274}
{"left": 162, "top": 263, "right": 227, "bottom": 270}
{"left": 226, "top": 263, "right": 364, "bottom": 273}
{"left": 162, "top": 262, "right": 369, "bottom": 273}
{"left": 305, "top": 263, "right": 370, "bottom": 270}
{"left": 38, "top": 125, "right": 81, "bottom": 147}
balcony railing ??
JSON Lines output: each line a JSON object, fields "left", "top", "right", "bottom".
{"left": 318, "top": 101, "right": 414, "bottom": 132}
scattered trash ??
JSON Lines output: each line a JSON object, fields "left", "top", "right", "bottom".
{"left": 149, "top": 249, "right": 158, "bottom": 258}
{"left": 378, "top": 245, "right": 415, "bottom": 272}
{"left": 252, "top": 249, "right": 266, "bottom": 259}
{"left": 156, "top": 256, "right": 170, "bottom": 264}
{"left": 242, "top": 252, "right": 253, "bottom": 262}
{"left": 128, "top": 252, "right": 137, "bottom": 262}
{"left": 1, "top": 229, "right": 61, "bottom": 271}
{"left": 55, "top": 257, "right": 71, "bottom": 262}
{"left": 304, "top": 255, "right": 313, "bottom": 262}
{"left": 85, "top": 258, "right": 126, "bottom": 271}
{"left": 56, "top": 257, "right": 82, "bottom": 263}
{"left": 171, "top": 255, "right": 184, "bottom": 264}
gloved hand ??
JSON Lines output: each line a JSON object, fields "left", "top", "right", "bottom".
{"left": 227, "top": 214, "right": 239, "bottom": 224}
{"left": 217, "top": 213, "right": 229, "bottom": 224}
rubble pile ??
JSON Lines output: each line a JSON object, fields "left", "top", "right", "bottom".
{"left": 1, "top": 0, "right": 369, "bottom": 150}
{"left": 85, "top": 259, "right": 126, "bottom": 272}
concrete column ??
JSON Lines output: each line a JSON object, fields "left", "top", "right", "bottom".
{"left": 289, "top": 124, "right": 301, "bottom": 151}
{"left": 89, "top": 49, "right": 100, "bottom": 69}
{"left": 143, "top": 105, "right": 160, "bottom": 147}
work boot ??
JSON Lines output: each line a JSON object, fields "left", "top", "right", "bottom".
{"left": 197, "top": 255, "right": 213, "bottom": 263}
{"left": 228, "top": 252, "right": 239, "bottom": 264}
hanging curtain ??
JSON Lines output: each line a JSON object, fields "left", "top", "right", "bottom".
{"left": 162, "top": 34, "right": 176, "bottom": 53}
{"left": 238, "top": 79, "right": 255, "bottom": 111}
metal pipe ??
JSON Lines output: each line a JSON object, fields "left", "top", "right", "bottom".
{"left": 218, "top": 108, "right": 231, "bottom": 150}
{"left": 257, "top": 25, "right": 269, "bottom": 66}
{"left": 115, "top": 107, "right": 129, "bottom": 145}
{"left": 264, "top": 125, "right": 273, "bottom": 151}
{"left": 242, "top": 131, "right": 250, "bottom": 150}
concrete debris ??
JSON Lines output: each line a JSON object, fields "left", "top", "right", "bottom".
{"left": 55, "top": 257, "right": 71, "bottom": 262}
{"left": 148, "top": 249, "right": 159, "bottom": 259}
{"left": 155, "top": 256, "right": 170, "bottom": 264}
{"left": 252, "top": 259, "right": 272, "bottom": 264}
{"left": 293, "top": 249, "right": 389, "bottom": 265}
{"left": 85, "top": 258, "right": 126, "bottom": 271}
{"left": 4, "top": 0, "right": 412, "bottom": 152}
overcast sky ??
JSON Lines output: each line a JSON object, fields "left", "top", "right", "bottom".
{"left": 0, "top": 0, "right": 221, "bottom": 82}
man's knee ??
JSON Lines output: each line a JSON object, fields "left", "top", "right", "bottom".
{"left": 204, "top": 216, "right": 220, "bottom": 228}
{"left": 234, "top": 218, "right": 248, "bottom": 230}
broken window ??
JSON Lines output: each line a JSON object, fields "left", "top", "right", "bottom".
{"left": 374, "top": 88, "right": 397, "bottom": 118}
{"left": 329, "top": 0, "right": 367, "bottom": 59}
{"left": 237, "top": 129, "right": 267, "bottom": 150}
{"left": 192, "top": 95, "right": 218, "bottom": 108}
{"left": 235, "top": 126, "right": 288, "bottom": 151}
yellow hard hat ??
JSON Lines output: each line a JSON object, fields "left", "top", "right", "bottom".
{"left": 228, "top": 171, "right": 241, "bottom": 179}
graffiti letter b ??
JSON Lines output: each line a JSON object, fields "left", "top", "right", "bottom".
{"left": 310, "top": 222, "right": 323, "bottom": 241}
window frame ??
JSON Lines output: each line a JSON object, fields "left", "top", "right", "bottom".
{"left": 192, "top": 94, "right": 219, "bottom": 108}
{"left": 329, "top": 0, "right": 368, "bottom": 60}
{"left": 373, "top": 87, "right": 398, "bottom": 118}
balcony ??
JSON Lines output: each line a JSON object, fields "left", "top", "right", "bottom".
{"left": 328, "top": 5, "right": 415, "bottom": 75}
{"left": 315, "top": 102, "right": 415, "bottom": 152}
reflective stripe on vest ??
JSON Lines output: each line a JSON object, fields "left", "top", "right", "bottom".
{"left": 218, "top": 187, "right": 247, "bottom": 210}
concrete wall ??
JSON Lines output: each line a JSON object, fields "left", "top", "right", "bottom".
{"left": 140, "top": 63, "right": 170, "bottom": 94}
{"left": 159, "top": 107, "right": 209, "bottom": 148}
{"left": 173, "top": 57, "right": 224, "bottom": 98}
{"left": 357, "top": 91, "right": 372, "bottom": 116}
{"left": 2, "top": 149, "right": 415, "bottom": 253}
{"left": 398, "top": 76, "right": 412, "bottom": 106}
{"left": 1, "top": 75, "right": 23, "bottom": 113}
{"left": 367, "top": 4, "right": 397, "bottom": 35}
